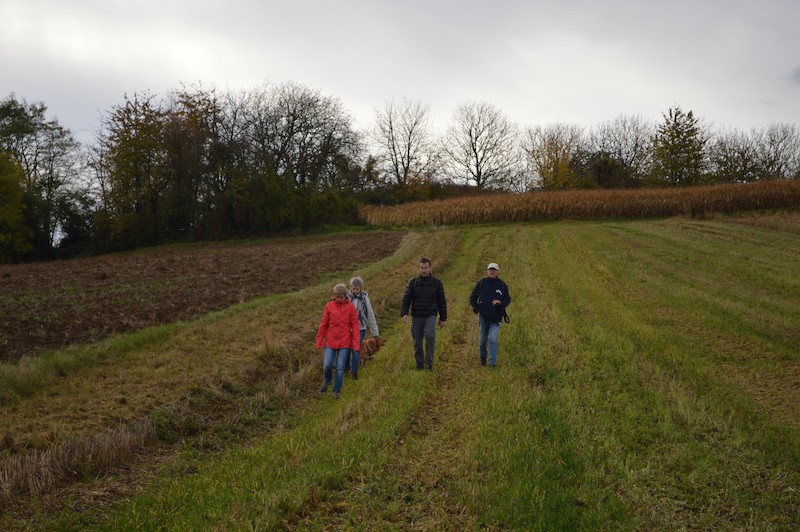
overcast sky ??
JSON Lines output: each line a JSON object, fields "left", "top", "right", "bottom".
{"left": 3, "top": 0, "right": 799, "bottom": 143}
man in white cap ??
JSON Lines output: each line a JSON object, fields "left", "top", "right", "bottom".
{"left": 469, "top": 262, "right": 511, "bottom": 367}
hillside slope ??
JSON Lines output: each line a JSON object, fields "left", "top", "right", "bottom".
{"left": 3, "top": 216, "right": 799, "bottom": 529}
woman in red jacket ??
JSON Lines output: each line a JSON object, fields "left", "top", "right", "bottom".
{"left": 316, "top": 283, "right": 360, "bottom": 398}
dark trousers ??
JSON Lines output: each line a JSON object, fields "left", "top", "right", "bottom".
{"left": 411, "top": 315, "right": 437, "bottom": 369}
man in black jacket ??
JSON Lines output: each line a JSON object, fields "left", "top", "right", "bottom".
{"left": 469, "top": 262, "right": 511, "bottom": 367}
{"left": 401, "top": 257, "right": 447, "bottom": 370}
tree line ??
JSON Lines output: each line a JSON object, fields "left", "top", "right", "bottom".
{"left": 2, "top": 83, "right": 799, "bottom": 262}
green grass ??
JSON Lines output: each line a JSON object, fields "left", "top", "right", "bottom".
{"left": 0, "top": 324, "right": 180, "bottom": 404}
{"left": 482, "top": 221, "right": 800, "bottom": 529}
{"left": 6, "top": 217, "right": 800, "bottom": 530}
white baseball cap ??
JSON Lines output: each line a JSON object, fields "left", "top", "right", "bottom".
{"left": 487, "top": 263, "right": 499, "bottom": 270}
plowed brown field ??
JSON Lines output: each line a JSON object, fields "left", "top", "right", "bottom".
{"left": 0, "top": 231, "right": 405, "bottom": 362}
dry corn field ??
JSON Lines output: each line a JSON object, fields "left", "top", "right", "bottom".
{"left": 361, "top": 180, "right": 800, "bottom": 226}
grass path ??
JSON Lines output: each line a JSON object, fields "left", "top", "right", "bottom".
{"left": 8, "top": 217, "right": 800, "bottom": 530}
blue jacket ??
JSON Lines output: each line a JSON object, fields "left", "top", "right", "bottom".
{"left": 469, "top": 277, "right": 511, "bottom": 323}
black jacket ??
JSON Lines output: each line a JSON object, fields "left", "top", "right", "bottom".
{"left": 401, "top": 275, "right": 447, "bottom": 320}
{"left": 469, "top": 277, "right": 511, "bottom": 323}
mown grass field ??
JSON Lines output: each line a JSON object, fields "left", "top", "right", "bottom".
{"left": 3, "top": 213, "right": 799, "bottom": 529}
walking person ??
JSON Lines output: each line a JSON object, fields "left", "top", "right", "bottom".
{"left": 401, "top": 257, "right": 447, "bottom": 371}
{"left": 347, "top": 276, "right": 380, "bottom": 380}
{"left": 469, "top": 263, "right": 511, "bottom": 368}
{"left": 316, "top": 283, "right": 360, "bottom": 398}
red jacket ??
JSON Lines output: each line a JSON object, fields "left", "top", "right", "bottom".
{"left": 316, "top": 298, "right": 360, "bottom": 350}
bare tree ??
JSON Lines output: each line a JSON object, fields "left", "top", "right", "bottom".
{"left": 589, "top": 114, "right": 654, "bottom": 180}
{"left": 443, "top": 101, "right": 520, "bottom": 189}
{"left": 752, "top": 123, "right": 800, "bottom": 180}
{"left": 522, "top": 123, "right": 585, "bottom": 189}
{"left": 246, "top": 81, "right": 361, "bottom": 187}
{"left": 708, "top": 127, "right": 759, "bottom": 183}
{"left": 1, "top": 95, "right": 82, "bottom": 252}
{"left": 371, "top": 97, "right": 438, "bottom": 185}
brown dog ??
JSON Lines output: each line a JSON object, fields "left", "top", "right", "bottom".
{"left": 360, "top": 337, "right": 385, "bottom": 364}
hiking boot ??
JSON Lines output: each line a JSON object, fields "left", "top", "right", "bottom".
{"left": 480, "top": 358, "right": 487, "bottom": 366}
{"left": 333, "top": 392, "right": 340, "bottom": 399}
{"left": 351, "top": 371, "right": 358, "bottom": 380}
{"left": 425, "top": 365, "right": 433, "bottom": 371}
{"left": 319, "top": 382, "right": 329, "bottom": 393}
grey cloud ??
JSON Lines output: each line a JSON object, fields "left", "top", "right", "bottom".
{"left": 791, "top": 66, "right": 800, "bottom": 86}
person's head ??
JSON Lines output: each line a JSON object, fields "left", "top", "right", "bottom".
{"left": 333, "top": 283, "right": 348, "bottom": 301}
{"left": 349, "top": 276, "right": 363, "bottom": 295}
{"left": 419, "top": 257, "right": 432, "bottom": 277}
{"left": 487, "top": 262, "right": 499, "bottom": 279}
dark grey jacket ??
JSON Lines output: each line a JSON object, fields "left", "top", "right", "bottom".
{"left": 400, "top": 275, "right": 447, "bottom": 321}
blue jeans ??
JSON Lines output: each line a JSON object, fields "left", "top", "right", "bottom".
{"left": 353, "top": 329, "right": 365, "bottom": 374}
{"left": 323, "top": 347, "right": 349, "bottom": 393}
{"left": 344, "top": 329, "right": 365, "bottom": 374}
{"left": 478, "top": 315, "right": 501, "bottom": 366}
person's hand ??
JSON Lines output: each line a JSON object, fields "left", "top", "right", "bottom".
{"left": 402, "top": 315, "right": 408, "bottom": 324}
{"left": 492, "top": 300, "right": 501, "bottom": 306}
{"left": 438, "top": 320, "right": 445, "bottom": 329}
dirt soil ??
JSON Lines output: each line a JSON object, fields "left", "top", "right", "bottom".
{"left": 0, "top": 231, "right": 405, "bottom": 362}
